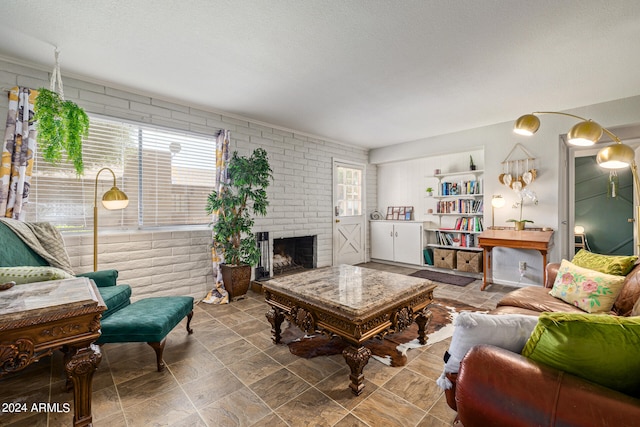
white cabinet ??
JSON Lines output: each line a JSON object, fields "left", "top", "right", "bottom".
{"left": 371, "top": 221, "right": 394, "bottom": 260}
{"left": 370, "top": 221, "right": 424, "bottom": 265}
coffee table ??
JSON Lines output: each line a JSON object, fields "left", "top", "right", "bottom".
{"left": 263, "top": 265, "right": 435, "bottom": 395}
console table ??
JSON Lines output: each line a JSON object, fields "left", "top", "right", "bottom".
{"left": 0, "top": 277, "right": 106, "bottom": 426}
{"left": 263, "top": 265, "right": 435, "bottom": 395}
{"left": 478, "top": 229, "right": 554, "bottom": 290}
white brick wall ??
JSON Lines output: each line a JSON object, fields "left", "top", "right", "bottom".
{"left": 0, "top": 58, "right": 377, "bottom": 301}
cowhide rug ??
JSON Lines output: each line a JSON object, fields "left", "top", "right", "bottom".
{"left": 282, "top": 298, "right": 483, "bottom": 367}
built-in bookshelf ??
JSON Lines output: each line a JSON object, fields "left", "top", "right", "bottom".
{"left": 425, "top": 170, "right": 484, "bottom": 253}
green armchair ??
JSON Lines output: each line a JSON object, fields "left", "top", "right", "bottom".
{"left": 0, "top": 221, "right": 132, "bottom": 319}
{"left": 0, "top": 220, "right": 194, "bottom": 371}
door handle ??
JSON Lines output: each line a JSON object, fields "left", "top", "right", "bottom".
{"left": 336, "top": 219, "right": 340, "bottom": 223}
{"left": 629, "top": 218, "right": 635, "bottom": 223}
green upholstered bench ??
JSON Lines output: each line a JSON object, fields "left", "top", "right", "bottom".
{"left": 97, "top": 296, "right": 195, "bottom": 371}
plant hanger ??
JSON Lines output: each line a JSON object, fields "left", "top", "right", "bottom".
{"left": 49, "top": 48, "right": 65, "bottom": 99}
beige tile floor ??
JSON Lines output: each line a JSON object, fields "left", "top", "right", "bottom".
{"left": 1, "top": 263, "right": 517, "bottom": 427}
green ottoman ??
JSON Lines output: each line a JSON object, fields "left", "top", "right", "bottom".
{"left": 97, "top": 296, "right": 194, "bottom": 371}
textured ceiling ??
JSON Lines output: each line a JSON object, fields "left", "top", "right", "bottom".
{"left": 1, "top": 1, "right": 640, "bottom": 148}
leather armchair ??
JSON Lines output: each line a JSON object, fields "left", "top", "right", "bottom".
{"left": 454, "top": 345, "right": 640, "bottom": 427}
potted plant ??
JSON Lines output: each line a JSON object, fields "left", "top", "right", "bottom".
{"left": 507, "top": 189, "right": 538, "bottom": 230}
{"left": 206, "top": 148, "right": 272, "bottom": 300}
{"left": 34, "top": 88, "right": 89, "bottom": 175}
{"left": 426, "top": 187, "right": 434, "bottom": 196}
{"left": 469, "top": 155, "right": 477, "bottom": 171}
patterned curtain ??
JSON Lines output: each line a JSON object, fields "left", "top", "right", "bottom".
{"left": 1, "top": 87, "right": 38, "bottom": 220}
{"left": 203, "top": 129, "right": 231, "bottom": 304}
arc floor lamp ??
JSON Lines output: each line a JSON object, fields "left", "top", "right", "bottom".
{"left": 94, "top": 167, "right": 129, "bottom": 271}
{"left": 514, "top": 111, "right": 640, "bottom": 251}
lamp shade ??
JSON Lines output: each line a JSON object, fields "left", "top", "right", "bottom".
{"left": 596, "top": 143, "right": 635, "bottom": 169}
{"left": 513, "top": 114, "right": 540, "bottom": 136}
{"left": 101, "top": 186, "right": 129, "bottom": 210}
{"left": 567, "top": 120, "right": 603, "bottom": 146}
{"left": 491, "top": 195, "right": 505, "bottom": 208}
{"left": 574, "top": 225, "right": 585, "bottom": 234}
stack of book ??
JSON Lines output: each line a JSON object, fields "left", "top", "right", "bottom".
{"left": 439, "top": 179, "right": 482, "bottom": 196}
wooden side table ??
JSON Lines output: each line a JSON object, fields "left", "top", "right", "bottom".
{"left": 478, "top": 229, "right": 554, "bottom": 290}
{"left": 0, "top": 277, "right": 106, "bottom": 426}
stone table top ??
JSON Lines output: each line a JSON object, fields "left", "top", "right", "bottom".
{"left": 263, "top": 264, "right": 436, "bottom": 317}
{"left": 0, "top": 277, "right": 101, "bottom": 323}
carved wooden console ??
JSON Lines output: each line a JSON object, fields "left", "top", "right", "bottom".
{"left": 0, "top": 277, "right": 106, "bottom": 426}
{"left": 263, "top": 265, "right": 435, "bottom": 395}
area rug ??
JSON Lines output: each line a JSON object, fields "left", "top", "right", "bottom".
{"left": 408, "top": 269, "right": 476, "bottom": 287}
{"left": 282, "top": 298, "right": 483, "bottom": 367}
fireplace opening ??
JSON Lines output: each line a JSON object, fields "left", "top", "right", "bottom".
{"left": 273, "top": 235, "right": 317, "bottom": 276}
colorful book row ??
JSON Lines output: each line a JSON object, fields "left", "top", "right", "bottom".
{"left": 440, "top": 180, "right": 482, "bottom": 196}
{"left": 437, "top": 199, "right": 483, "bottom": 214}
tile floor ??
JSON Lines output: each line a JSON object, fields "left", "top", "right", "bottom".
{"left": 1, "top": 263, "right": 517, "bottom": 427}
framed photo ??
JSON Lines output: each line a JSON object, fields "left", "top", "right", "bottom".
{"left": 386, "top": 206, "right": 394, "bottom": 220}
{"left": 405, "top": 206, "right": 413, "bottom": 220}
{"left": 385, "top": 206, "right": 414, "bottom": 220}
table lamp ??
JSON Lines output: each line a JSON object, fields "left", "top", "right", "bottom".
{"left": 491, "top": 195, "right": 505, "bottom": 228}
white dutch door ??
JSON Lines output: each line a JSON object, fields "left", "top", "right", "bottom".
{"left": 333, "top": 160, "right": 366, "bottom": 265}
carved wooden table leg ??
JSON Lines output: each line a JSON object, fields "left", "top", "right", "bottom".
{"left": 415, "top": 308, "right": 433, "bottom": 345}
{"left": 342, "top": 345, "right": 372, "bottom": 395}
{"left": 64, "top": 343, "right": 102, "bottom": 427}
{"left": 266, "top": 306, "right": 284, "bottom": 344}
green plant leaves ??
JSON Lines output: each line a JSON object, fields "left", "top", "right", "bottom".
{"left": 34, "top": 88, "right": 89, "bottom": 175}
{"left": 206, "top": 148, "right": 273, "bottom": 266}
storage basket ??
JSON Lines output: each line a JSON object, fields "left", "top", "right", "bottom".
{"left": 457, "top": 250, "right": 483, "bottom": 273}
{"left": 434, "top": 248, "right": 457, "bottom": 269}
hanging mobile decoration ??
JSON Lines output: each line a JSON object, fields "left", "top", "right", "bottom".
{"left": 499, "top": 143, "right": 538, "bottom": 191}
{"left": 608, "top": 170, "right": 619, "bottom": 198}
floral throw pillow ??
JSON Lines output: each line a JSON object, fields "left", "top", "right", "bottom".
{"left": 549, "top": 259, "right": 626, "bottom": 313}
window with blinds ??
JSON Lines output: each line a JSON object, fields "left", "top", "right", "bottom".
{"left": 31, "top": 115, "right": 216, "bottom": 231}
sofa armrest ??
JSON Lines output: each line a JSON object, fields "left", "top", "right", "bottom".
{"left": 545, "top": 263, "right": 560, "bottom": 288}
{"left": 76, "top": 270, "right": 119, "bottom": 287}
{"left": 455, "top": 345, "right": 640, "bottom": 427}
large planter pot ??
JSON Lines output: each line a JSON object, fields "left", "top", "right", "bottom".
{"left": 221, "top": 263, "right": 252, "bottom": 301}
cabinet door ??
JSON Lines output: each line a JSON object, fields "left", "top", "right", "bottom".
{"left": 370, "top": 222, "right": 394, "bottom": 261}
{"left": 393, "top": 222, "right": 423, "bottom": 265}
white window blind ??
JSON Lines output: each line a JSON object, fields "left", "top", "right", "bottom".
{"left": 31, "top": 116, "right": 216, "bottom": 231}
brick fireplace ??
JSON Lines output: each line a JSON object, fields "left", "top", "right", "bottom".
{"left": 254, "top": 234, "right": 318, "bottom": 280}
{"left": 272, "top": 235, "right": 317, "bottom": 276}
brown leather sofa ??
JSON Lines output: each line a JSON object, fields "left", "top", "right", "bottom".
{"left": 445, "top": 262, "right": 640, "bottom": 427}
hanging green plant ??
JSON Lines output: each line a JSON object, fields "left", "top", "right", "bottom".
{"left": 34, "top": 87, "right": 89, "bottom": 175}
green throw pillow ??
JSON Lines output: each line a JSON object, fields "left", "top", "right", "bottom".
{"left": 0, "top": 266, "right": 74, "bottom": 285}
{"left": 572, "top": 249, "right": 637, "bottom": 276}
{"left": 549, "top": 259, "right": 626, "bottom": 313}
{"left": 522, "top": 312, "right": 640, "bottom": 396}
